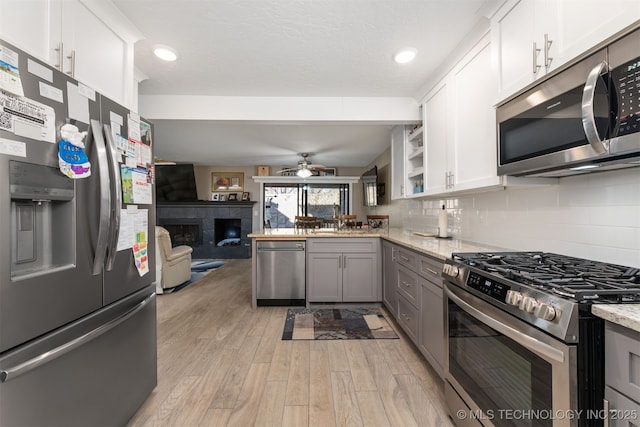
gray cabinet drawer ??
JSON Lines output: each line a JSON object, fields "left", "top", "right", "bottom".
{"left": 606, "top": 322, "right": 640, "bottom": 402}
{"left": 307, "top": 238, "right": 377, "bottom": 253}
{"left": 397, "top": 294, "right": 419, "bottom": 342}
{"left": 604, "top": 386, "right": 640, "bottom": 427}
{"left": 397, "top": 265, "right": 419, "bottom": 307}
{"left": 396, "top": 247, "right": 419, "bottom": 270}
{"left": 418, "top": 255, "right": 443, "bottom": 286}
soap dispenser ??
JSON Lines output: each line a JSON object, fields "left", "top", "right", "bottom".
{"left": 438, "top": 205, "right": 448, "bottom": 238}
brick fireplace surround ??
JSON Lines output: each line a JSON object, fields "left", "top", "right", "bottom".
{"left": 156, "top": 201, "right": 255, "bottom": 259}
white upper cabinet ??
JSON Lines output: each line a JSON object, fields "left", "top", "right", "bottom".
{"left": 423, "top": 33, "right": 501, "bottom": 196}
{"left": 0, "top": 0, "right": 141, "bottom": 108}
{"left": 553, "top": 0, "right": 640, "bottom": 67}
{"left": 0, "top": 0, "right": 57, "bottom": 63}
{"left": 390, "top": 122, "right": 424, "bottom": 200}
{"left": 493, "top": 0, "right": 640, "bottom": 101}
{"left": 390, "top": 125, "right": 407, "bottom": 200}
{"left": 424, "top": 80, "right": 450, "bottom": 194}
{"left": 450, "top": 35, "right": 500, "bottom": 192}
{"left": 491, "top": 0, "right": 557, "bottom": 100}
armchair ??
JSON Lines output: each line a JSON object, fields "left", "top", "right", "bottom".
{"left": 155, "top": 226, "right": 193, "bottom": 292}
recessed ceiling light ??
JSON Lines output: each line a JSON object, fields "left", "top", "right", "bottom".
{"left": 394, "top": 48, "right": 417, "bottom": 64}
{"left": 153, "top": 45, "right": 178, "bottom": 62}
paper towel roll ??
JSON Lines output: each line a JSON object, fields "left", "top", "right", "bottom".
{"left": 438, "top": 205, "right": 448, "bottom": 238}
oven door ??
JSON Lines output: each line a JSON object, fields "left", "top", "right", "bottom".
{"left": 444, "top": 283, "right": 577, "bottom": 427}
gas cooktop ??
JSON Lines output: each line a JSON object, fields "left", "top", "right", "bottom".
{"left": 450, "top": 251, "right": 640, "bottom": 303}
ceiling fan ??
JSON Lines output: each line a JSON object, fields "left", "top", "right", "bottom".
{"left": 278, "top": 153, "right": 326, "bottom": 177}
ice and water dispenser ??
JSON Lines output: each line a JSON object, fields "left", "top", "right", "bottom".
{"left": 9, "top": 161, "right": 75, "bottom": 279}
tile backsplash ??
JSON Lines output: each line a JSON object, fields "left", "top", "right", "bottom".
{"left": 369, "top": 168, "right": 640, "bottom": 268}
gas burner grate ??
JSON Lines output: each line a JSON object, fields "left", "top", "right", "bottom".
{"left": 452, "top": 251, "right": 640, "bottom": 303}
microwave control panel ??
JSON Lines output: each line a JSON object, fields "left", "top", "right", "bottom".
{"left": 613, "top": 56, "right": 640, "bottom": 136}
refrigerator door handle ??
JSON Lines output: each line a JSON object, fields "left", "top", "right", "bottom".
{"left": 90, "top": 119, "right": 111, "bottom": 275}
{"left": 0, "top": 293, "right": 155, "bottom": 383}
{"left": 103, "top": 124, "right": 122, "bottom": 271}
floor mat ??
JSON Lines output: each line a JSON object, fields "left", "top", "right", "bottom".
{"left": 282, "top": 307, "right": 399, "bottom": 340}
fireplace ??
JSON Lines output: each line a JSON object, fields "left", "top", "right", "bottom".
{"left": 156, "top": 201, "right": 255, "bottom": 259}
{"left": 215, "top": 218, "right": 242, "bottom": 246}
{"left": 162, "top": 224, "right": 201, "bottom": 246}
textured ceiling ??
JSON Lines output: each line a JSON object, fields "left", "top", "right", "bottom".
{"left": 112, "top": 0, "right": 494, "bottom": 167}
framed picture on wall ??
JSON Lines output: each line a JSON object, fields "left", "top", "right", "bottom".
{"left": 241, "top": 192, "right": 250, "bottom": 201}
{"left": 228, "top": 193, "right": 238, "bottom": 201}
{"left": 219, "top": 194, "right": 227, "bottom": 202}
{"left": 211, "top": 192, "right": 219, "bottom": 201}
{"left": 211, "top": 172, "right": 244, "bottom": 192}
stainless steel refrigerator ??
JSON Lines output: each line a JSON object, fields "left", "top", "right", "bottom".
{"left": 0, "top": 39, "right": 157, "bottom": 426}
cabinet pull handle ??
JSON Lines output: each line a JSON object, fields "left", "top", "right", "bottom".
{"left": 391, "top": 248, "right": 396, "bottom": 261}
{"left": 544, "top": 33, "right": 553, "bottom": 69}
{"left": 401, "top": 281, "right": 411, "bottom": 288}
{"left": 424, "top": 267, "right": 439, "bottom": 276}
{"left": 400, "top": 255, "right": 409, "bottom": 262}
{"left": 533, "top": 42, "right": 541, "bottom": 74}
{"left": 343, "top": 255, "right": 347, "bottom": 269}
{"left": 338, "top": 255, "right": 341, "bottom": 269}
{"left": 54, "top": 42, "right": 64, "bottom": 72}
{"left": 66, "top": 50, "right": 76, "bottom": 78}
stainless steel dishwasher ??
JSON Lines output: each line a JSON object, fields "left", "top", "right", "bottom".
{"left": 256, "top": 241, "right": 306, "bottom": 306}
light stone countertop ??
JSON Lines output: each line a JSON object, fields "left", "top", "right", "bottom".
{"left": 250, "top": 228, "right": 640, "bottom": 330}
{"left": 249, "top": 228, "right": 508, "bottom": 261}
{"left": 591, "top": 304, "right": 640, "bottom": 333}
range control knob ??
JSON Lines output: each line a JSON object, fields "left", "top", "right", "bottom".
{"left": 443, "top": 264, "right": 459, "bottom": 277}
{"left": 535, "top": 303, "right": 558, "bottom": 321}
{"left": 519, "top": 296, "right": 538, "bottom": 313}
{"left": 505, "top": 290, "right": 523, "bottom": 306}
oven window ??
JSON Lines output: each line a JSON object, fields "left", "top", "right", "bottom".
{"left": 448, "top": 302, "right": 553, "bottom": 427}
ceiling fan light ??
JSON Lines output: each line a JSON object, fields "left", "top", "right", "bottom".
{"left": 297, "top": 168, "right": 313, "bottom": 178}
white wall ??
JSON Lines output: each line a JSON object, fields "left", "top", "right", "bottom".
{"left": 366, "top": 149, "right": 640, "bottom": 268}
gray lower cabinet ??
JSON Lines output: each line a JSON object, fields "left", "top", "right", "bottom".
{"left": 382, "top": 241, "right": 398, "bottom": 316}
{"left": 307, "top": 238, "right": 381, "bottom": 303}
{"left": 418, "top": 276, "right": 444, "bottom": 378}
{"left": 382, "top": 240, "right": 445, "bottom": 379}
{"left": 604, "top": 322, "right": 640, "bottom": 426}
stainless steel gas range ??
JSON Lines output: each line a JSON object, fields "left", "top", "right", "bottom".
{"left": 442, "top": 252, "right": 640, "bottom": 427}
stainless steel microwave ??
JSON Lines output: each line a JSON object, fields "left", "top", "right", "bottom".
{"left": 497, "top": 26, "right": 640, "bottom": 177}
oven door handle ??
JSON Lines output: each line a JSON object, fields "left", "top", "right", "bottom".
{"left": 445, "top": 286, "right": 565, "bottom": 363}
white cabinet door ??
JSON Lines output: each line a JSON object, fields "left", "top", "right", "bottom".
{"left": 451, "top": 35, "right": 501, "bottom": 192}
{"left": 492, "top": 0, "right": 558, "bottom": 100}
{"left": 424, "top": 80, "right": 450, "bottom": 194}
{"left": 61, "top": 0, "right": 129, "bottom": 105}
{"left": 0, "top": 0, "right": 60, "bottom": 65}
{"left": 390, "top": 125, "right": 406, "bottom": 200}
{"left": 554, "top": 0, "right": 640, "bottom": 67}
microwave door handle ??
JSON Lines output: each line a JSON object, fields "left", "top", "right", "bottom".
{"left": 90, "top": 119, "right": 111, "bottom": 275}
{"left": 445, "top": 285, "right": 565, "bottom": 364}
{"left": 102, "top": 124, "right": 121, "bottom": 271}
{"left": 581, "top": 61, "right": 609, "bottom": 154}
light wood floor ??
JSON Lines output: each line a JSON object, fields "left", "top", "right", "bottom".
{"left": 127, "top": 259, "right": 454, "bottom": 427}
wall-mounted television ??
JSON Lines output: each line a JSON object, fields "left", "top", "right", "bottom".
{"left": 155, "top": 164, "right": 199, "bottom": 202}
{"left": 362, "top": 166, "right": 378, "bottom": 206}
